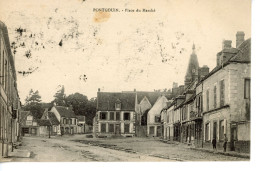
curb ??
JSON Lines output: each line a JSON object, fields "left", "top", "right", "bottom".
{"left": 189, "top": 147, "right": 250, "bottom": 159}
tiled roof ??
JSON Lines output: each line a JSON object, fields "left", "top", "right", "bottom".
{"left": 48, "top": 112, "right": 60, "bottom": 125}
{"left": 197, "top": 38, "right": 251, "bottom": 86}
{"left": 37, "top": 119, "right": 51, "bottom": 126}
{"left": 97, "top": 92, "right": 136, "bottom": 111}
{"left": 136, "top": 92, "right": 163, "bottom": 105}
{"left": 230, "top": 38, "right": 251, "bottom": 62}
{"left": 54, "top": 106, "right": 76, "bottom": 118}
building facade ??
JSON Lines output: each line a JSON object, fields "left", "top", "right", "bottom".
{"left": 50, "top": 105, "right": 78, "bottom": 135}
{"left": 200, "top": 34, "right": 250, "bottom": 153}
{"left": 0, "top": 21, "right": 21, "bottom": 158}
{"left": 93, "top": 91, "right": 136, "bottom": 137}
{"left": 147, "top": 95, "right": 168, "bottom": 137}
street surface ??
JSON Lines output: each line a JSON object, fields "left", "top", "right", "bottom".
{"left": 11, "top": 135, "right": 248, "bottom": 162}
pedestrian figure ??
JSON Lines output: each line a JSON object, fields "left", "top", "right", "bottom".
{"left": 212, "top": 138, "right": 217, "bottom": 151}
{"left": 223, "top": 134, "right": 228, "bottom": 152}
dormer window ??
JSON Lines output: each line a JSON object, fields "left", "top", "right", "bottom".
{"left": 115, "top": 99, "right": 121, "bottom": 110}
{"left": 26, "top": 115, "right": 33, "bottom": 125}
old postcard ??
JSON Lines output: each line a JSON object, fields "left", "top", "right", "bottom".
{"left": 0, "top": 0, "right": 251, "bottom": 162}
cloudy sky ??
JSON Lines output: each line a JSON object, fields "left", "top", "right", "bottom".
{"left": 0, "top": 0, "right": 251, "bottom": 103}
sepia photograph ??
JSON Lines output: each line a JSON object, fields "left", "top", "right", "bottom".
{"left": 0, "top": 0, "right": 254, "bottom": 164}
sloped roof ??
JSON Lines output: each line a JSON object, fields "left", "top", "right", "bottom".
{"left": 197, "top": 38, "right": 250, "bottom": 86}
{"left": 136, "top": 91, "right": 163, "bottom": 106}
{"left": 148, "top": 96, "right": 168, "bottom": 116}
{"left": 54, "top": 106, "right": 76, "bottom": 118}
{"left": 97, "top": 92, "right": 136, "bottom": 111}
{"left": 230, "top": 38, "right": 251, "bottom": 62}
{"left": 37, "top": 119, "right": 51, "bottom": 126}
{"left": 48, "top": 112, "right": 60, "bottom": 125}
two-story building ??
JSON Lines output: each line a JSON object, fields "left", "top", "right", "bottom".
{"left": 200, "top": 32, "right": 250, "bottom": 153}
{"left": 0, "top": 21, "right": 21, "bottom": 158}
{"left": 93, "top": 90, "right": 136, "bottom": 137}
{"left": 50, "top": 105, "right": 78, "bottom": 135}
{"left": 147, "top": 95, "right": 168, "bottom": 137}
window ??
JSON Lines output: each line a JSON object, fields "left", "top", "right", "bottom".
{"left": 214, "top": 86, "right": 217, "bottom": 108}
{"left": 101, "top": 123, "right": 106, "bottom": 133}
{"left": 109, "top": 124, "right": 114, "bottom": 133}
{"left": 244, "top": 79, "right": 250, "bottom": 99}
{"left": 124, "top": 123, "right": 130, "bottom": 133}
{"left": 27, "top": 115, "right": 33, "bottom": 121}
{"left": 205, "top": 123, "right": 210, "bottom": 141}
{"left": 116, "top": 112, "right": 120, "bottom": 120}
{"left": 26, "top": 120, "right": 32, "bottom": 126}
{"left": 220, "top": 80, "right": 225, "bottom": 107}
{"left": 115, "top": 103, "right": 121, "bottom": 110}
{"left": 124, "top": 112, "right": 130, "bottom": 120}
{"left": 110, "top": 112, "right": 115, "bottom": 120}
{"left": 155, "top": 116, "right": 161, "bottom": 123}
{"left": 100, "top": 112, "right": 107, "bottom": 120}
{"left": 206, "top": 90, "right": 209, "bottom": 111}
{"left": 63, "top": 118, "right": 66, "bottom": 124}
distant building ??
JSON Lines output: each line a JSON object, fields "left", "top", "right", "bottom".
{"left": 76, "top": 115, "right": 87, "bottom": 134}
{"left": 20, "top": 111, "right": 39, "bottom": 136}
{"left": 41, "top": 109, "right": 60, "bottom": 136}
{"left": 50, "top": 105, "right": 78, "bottom": 135}
{"left": 0, "top": 21, "right": 21, "bottom": 158}
{"left": 147, "top": 95, "right": 168, "bottom": 137}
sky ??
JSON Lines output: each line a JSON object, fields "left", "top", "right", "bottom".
{"left": 0, "top": 0, "right": 251, "bottom": 103}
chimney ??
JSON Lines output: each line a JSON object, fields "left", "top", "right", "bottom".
{"left": 134, "top": 88, "right": 136, "bottom": 92}
{"left": 98, "top": 88, "right": 100, "bottom": 92}
{"left": 236, "top": 31, "right": 245, "bottom": 48}
{"left": 222, "top": 40, "right": 232, "bottom": 49}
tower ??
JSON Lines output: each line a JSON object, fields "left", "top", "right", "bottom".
{"left": 184, "top": 43, "right": 199, "bottom": 86}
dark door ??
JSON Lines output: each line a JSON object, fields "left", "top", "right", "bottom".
{"left": 213, "top": 122, "right": 217, "bottom": 139}
{"left": 230, "top": 126, "right": 237, "bottom": 151}
{"left": 157, "top": 126, "right": 161, "bottom": 137}
{"left": 115, "top": 124, "right": 120, "bottom": 135}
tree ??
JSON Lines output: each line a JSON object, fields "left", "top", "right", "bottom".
{"left": 66, "top": 93, "right": 96, "bottom": 125}
{"left": 23, "top": 89, "right": 44, "bottom": 119}
{"left": 52, "top": 85, "right": 66, "bottom": 106}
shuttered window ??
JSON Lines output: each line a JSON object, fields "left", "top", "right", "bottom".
{"left": 214, "top": 86, "right": 217, "bottom": 108}
{"left": 244, "top": 79, "right": 250, "bottom": 99}
{"left": 220, "top": 80, "right": 225, "bottom": 107}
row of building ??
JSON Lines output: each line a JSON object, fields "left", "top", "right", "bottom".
{"left": 20, "top": 105, "right": 92, "bottom": 137}
{"left": 93, "top": 31, "right": 250, "bottom": 153}
{"left": 0, "top": 21, "right": 22, "bottom": 158}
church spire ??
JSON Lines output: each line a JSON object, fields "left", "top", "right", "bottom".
{"left": 192, "top": 43, "right": 196, "bottom": 54}
{"left": 184, "top": 43, "right": 199, "bottom": 87}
